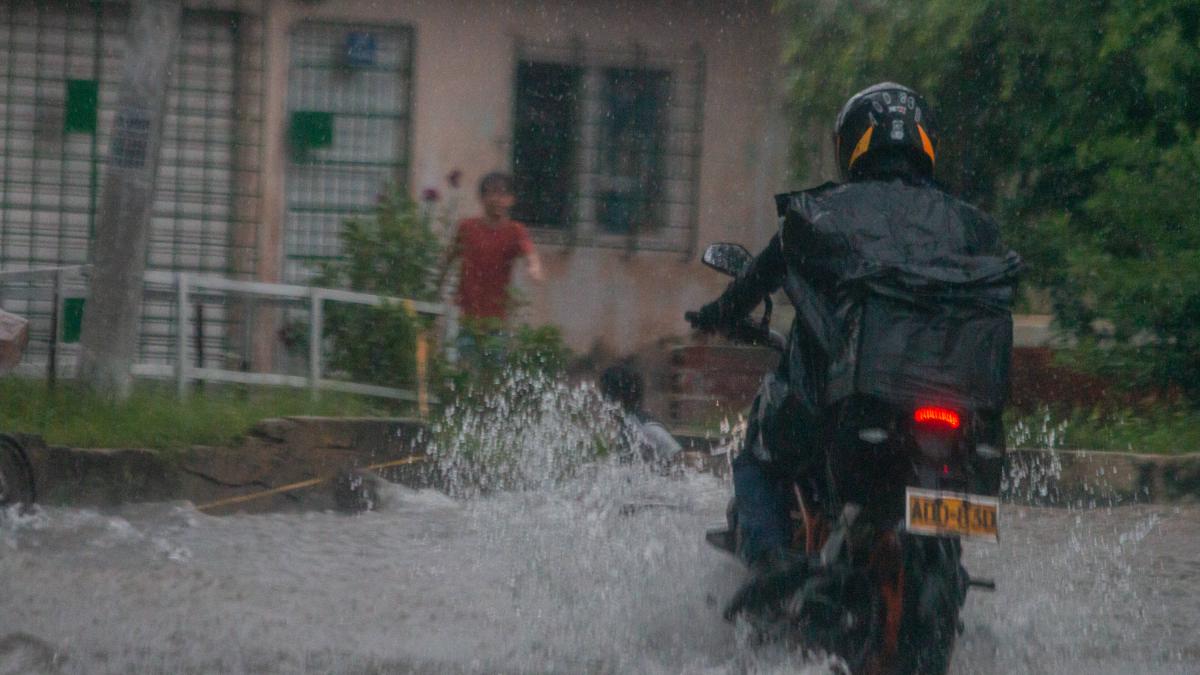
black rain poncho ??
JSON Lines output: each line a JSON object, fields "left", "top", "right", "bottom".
{"left": 708, "top": 178, "right": 1022, "bottom": 462}
{"left": 778, "top": 179, "right": 1023, "bottom": 412}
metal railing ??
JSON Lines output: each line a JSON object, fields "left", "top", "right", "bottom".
{"left": 0, "top": 265, "right": 92, "bottom": 386}
{"left": 0, "top": 266, "right": 455, "bottom": 415}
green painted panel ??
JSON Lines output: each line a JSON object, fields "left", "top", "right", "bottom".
{"left": 62, "top": 298, "right": 86, "bottom": 344}
{"left": 64, "top": 79, "right": 99, "bottom": 133}
{"left": 289, "top": 110, "right": 334, "bottom": 154}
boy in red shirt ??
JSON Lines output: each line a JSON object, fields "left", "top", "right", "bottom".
{"left": 437, "top": 172, "right": 544, "bottom": 364}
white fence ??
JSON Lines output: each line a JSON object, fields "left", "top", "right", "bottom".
{"left": 0, "top": 266, "right": 456, "bottom": 415}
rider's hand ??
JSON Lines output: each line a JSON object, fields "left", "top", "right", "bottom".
{"left": 685, "top": 301, "right": 724, "bottom": 333}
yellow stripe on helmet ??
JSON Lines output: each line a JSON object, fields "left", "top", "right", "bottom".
{"left": 847, "top": 126, "right": 874, "bottom": 170}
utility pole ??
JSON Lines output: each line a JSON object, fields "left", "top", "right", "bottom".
{"left": 77, "top": 0, "right": 182, "bottom": 399}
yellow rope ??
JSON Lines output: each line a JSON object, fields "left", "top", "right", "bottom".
{"left": 195, "top": 454, "right": 428, "bottom": 512}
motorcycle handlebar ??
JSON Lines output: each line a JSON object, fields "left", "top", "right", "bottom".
{"left": 725, "top": 319, "right": 786, "bottom": 352}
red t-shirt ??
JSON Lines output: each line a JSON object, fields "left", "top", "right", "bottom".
{"left": 454, "top": 217, "right": 534, "bottom": 319}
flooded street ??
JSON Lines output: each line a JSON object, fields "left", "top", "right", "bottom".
{"left": 1, "top": 467, "right": 1196, "bottom": 675}
{"left": 2, "top": 3, "right": 1197, "bottom": 675}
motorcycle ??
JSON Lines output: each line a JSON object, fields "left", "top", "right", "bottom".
{"left": 695, "top": 242, "right": 1002, "bottom": 675}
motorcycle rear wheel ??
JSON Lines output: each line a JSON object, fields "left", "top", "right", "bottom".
{"left": 893, "top": 534, "right": 965, "bottom": 675}
{"left": 800, "top": 532, "right": 963, "bottom": 675}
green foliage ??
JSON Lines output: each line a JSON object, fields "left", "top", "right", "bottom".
{"left": 1007, "top": 405, "right": 1200, "bottom": 455}
{"left": 316, "top": 190, "right": 441, "bottom": 388}
{"left": 508, "top": 323, "right": 572, "bottom": 374}
{"left": 778, "top": 0, "right": 1200, "bottom": 401}
{"left": 312, "top": 187, "right": 572, "bottom": 398}
{"left": 444, "top": 319, "right": 573, "bottom": 400}
{"left": 0, "top": 379, "right": 387, "bottom": 451}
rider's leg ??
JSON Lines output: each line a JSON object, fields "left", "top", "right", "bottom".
{"left": 731, "top": 441, "right": 793, "bottom": 567}
{"left": 730, "top": 371, "right": 803, "bottom": 567}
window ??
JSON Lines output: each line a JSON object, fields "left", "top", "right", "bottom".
{"left": 511, "top": 41, "right": 704, "bottom": 255}
{"left": 284, "top": 21, "right": 414, "bottom": 282}
{"left": 512, "top": 62, "right": 581, "bottom": 229}
{"left": 596, "top": 67, "right": 670, "bottom": 235}
{"left": 0, "top": 5, "right": 264, "bottom": 367}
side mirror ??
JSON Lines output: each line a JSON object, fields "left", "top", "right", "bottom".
{"left": 701, "top": 243, "right": 753, "bottom": 278}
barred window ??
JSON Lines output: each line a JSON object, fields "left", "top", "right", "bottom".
{"left": 284, "top": 21, "right": 414, "bottom": 283}
{"left": 511, "top": 40, "right": 705, "bottom": 256}
{"left": 512, "top": 61, "right": 581, "bottom": 230}
{"left": 0, "top": 3, "right": 265, "bottom": 368}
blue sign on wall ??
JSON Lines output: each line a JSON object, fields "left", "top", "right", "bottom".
{"left": 344, "top": 32, "right": 377, "bottom": 68}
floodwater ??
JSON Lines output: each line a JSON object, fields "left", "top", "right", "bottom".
{"left": 1, "top": 378, "right": 1197, "bottom": 674}
{"left": 1, "top": 475, "right": 1196, "bottom": 675}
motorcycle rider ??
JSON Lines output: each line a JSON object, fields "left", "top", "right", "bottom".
{"left": 687, "top": 83, "right": 1021, "bottom": 592}
{"left": 598, "top": 363, "right": 683, "bottom": 464}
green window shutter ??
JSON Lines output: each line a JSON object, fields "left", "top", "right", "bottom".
{"left": 62, "top": 298, "right": 86, "bottom": 343}
{"left": 289, "top": 110, "right": 334, "bottom": 156}
{"left": 64, "top": 79, "right": 99, "bottom": 133}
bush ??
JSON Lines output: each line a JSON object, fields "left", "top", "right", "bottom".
{"left": 444, "top": 319, "right": 573, "bottom": 399}
{"left": 1006, "top": 405, "right": 1200, "bottom": 455}
{"left": 315, "top": 187, "right": 572, "bottom": 400}
{"left": 316, "top": 190, "right": 441, "bottom": 389}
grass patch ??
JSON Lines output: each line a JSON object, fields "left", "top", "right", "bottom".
{"left": 1007, "top": 406, "right": 1200, "bottom": 455}
{"left": 0, "top": 379, "right": 396, "bottom": 451}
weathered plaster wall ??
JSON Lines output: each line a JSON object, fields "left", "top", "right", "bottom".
{"left": 258, "top": 0, "right": 790, "bottom": 355}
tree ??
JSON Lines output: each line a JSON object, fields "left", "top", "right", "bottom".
{"left": 777, "top": 0, "right": 1200, "bottom": 400}
{"left": 78, "top": 0, "right": 182, "bottom": 398}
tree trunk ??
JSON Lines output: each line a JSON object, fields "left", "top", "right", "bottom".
{"left": 77, "top": 0, "right": 182, "bottom": 399}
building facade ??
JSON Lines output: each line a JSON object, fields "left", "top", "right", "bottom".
{"left": 0, "top": 0, "right": 790, "bottom": 369}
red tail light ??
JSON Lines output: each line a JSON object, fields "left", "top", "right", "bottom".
{"left": 914, "top": 407, "right": 960, "bottom": 429}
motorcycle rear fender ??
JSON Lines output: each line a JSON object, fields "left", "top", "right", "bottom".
{"left": 910, "top": 410, "right": 1005, "bottom": 496}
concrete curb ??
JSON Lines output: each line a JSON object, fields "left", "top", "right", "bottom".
{"left": 1005, "top": 448, "right": 1200, "bottom": 506}
{"left": 21, "top": 436, "right": 185, "bottom": 506}
{"left": 17, "top": 420, "right": 1200, "bottom": 510}
{"left": 20, "top": 417, "right": 428, "bottom": 512}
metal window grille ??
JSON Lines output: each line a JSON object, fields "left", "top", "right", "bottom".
{"left": 595, "top": 65, "right": 671, "bottom": 237}
{"left": 512, "top": 60, "right": 582, "bottom": 230}
{"left": 284, "top": 20, "right": 414, "bottom": 283}
{"left": 0, "top": 1, "right": 264, "bottom": 372}
{"left": 512, "top": 38, "right": 705, "bottom": 256}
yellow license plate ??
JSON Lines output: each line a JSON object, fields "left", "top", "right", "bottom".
{"left": 905, "top": 487, "right": 999, "bottom": 542}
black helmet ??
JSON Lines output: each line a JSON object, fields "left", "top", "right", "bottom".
{"left": 834, "top": 82, "right": 938, "bottom": 180}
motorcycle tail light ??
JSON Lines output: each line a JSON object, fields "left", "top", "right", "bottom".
{"left": 914, "top": 406, "right": 960, "bottom": 429}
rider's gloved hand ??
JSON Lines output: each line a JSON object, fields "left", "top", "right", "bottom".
{"left": 685, "top": 300, "right": 724, "bottom": 333}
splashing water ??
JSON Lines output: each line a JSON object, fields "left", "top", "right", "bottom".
{"left": 0, "top": 377, "right": 1196, "bottom": 674}
{"left": 426, "top": 370, "right": 635, "bottom": 497}
{"left": 1008, "top": 408, "right": 1071, "bottom": 452}
{"left": 1002, "top": 449, "right": 1064, "bottom": 504}
{"left": 1003, "top": 408, "right": 1068, "bottom": 503}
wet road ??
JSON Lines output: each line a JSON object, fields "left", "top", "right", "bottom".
{"left": 1, "top": 467, "right": 1197, "bottom": 675}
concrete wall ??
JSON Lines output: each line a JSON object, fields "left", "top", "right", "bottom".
{"left": 257, "top": 0, "right": 790, "bottom": 355}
